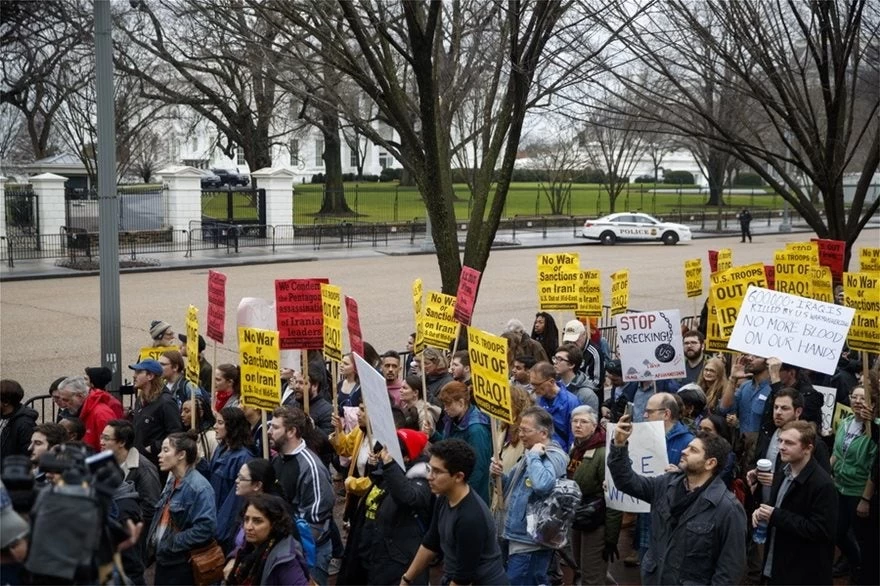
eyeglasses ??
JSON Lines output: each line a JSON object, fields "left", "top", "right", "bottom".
{"left": 425, "top": 465, "right": 450, "bottom": 477}
{"left": 236, "top": 475, "right": 252, "bottom": 483}
{"left": 644, "top": 408, "right": 667, "bottom": 414}
{"left": 530, "top": 378, "right": 551, "bottom": 387}
{"left": 158, "top": 361, "right": 171, "bottom": 367}
{"left": 552, "top": 356, "right": 570, "bottom": 364}
{"left": 99, "top": 434, "right": 116, "bottom": 442}
{"left": 518, "top": 427, "right": 536, "bottom": 435}
{"left": 571, "top": 418, "right": 593, "bottom": 426}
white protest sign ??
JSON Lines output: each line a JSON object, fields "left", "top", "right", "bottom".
{"left": 605, "top": 421, "right": 668, "bottom": 513}
{"left": 615, "top": 310, "right": 685, "bottom": 381}
{"left": 237, "top": 297, "right": 300, "bottom": 369}
{"left": 728, "top": 286, "right": 855, "bottom": 375}
{"left": 815, "top": 385, "right": 837, "bottom": 435}
{"left": 354, "top": 353, "right": 405, "bottom": 470}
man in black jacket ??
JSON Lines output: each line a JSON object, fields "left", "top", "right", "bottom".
{"left": 751, "top": 420, "right": 837, "bottom": 585}
{"left": 761, "top": 360, "right": 823, "bottom": 436}
{"left": 0, "top": 380, "right": 37, "bottom": 467}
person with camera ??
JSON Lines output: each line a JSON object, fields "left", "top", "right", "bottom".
{"left": 148, "top": 431, "right": 217, "bottom": 585}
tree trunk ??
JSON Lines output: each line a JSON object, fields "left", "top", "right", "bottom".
{"left": 317, "top": 113, "right": 355, "bottom": 215}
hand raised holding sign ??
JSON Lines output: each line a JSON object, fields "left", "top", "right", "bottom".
{"left": 767, "top": 356, "right": 782, "bottom": 384}
{"left": 614, "top": 414, "right": 633, "bottom": 446}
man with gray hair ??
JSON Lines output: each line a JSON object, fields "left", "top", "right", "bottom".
{"left": 56, "top": 375, "right": 123, "bottom": 451}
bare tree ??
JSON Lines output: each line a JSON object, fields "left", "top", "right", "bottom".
{"left": 522, "top": 130, "right": 588, "bottom": 215}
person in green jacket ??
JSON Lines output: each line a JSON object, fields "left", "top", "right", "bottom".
{"left": 568, "top": 406, "right": 622, "bottom": 585}
{"left": 830, "top": 385, "right": 878, "bottom": 578}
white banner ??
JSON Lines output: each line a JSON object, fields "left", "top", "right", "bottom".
{"left": 605, "top": 421, "right": 668, "bottom": 513}
{"left": 616, "top": 310, "right": 685, "bottom": 381}
{"left": 815, "top": 385, "right": 837, "bottom": 436}
{"left": 354, "top": 353, "right": 405, "bottom": 470}
{"left": 728, "top": 286, "right": 855, "bottom": 375}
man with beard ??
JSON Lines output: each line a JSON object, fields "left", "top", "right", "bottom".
{"left": 719, "top": 354, "right": 772, "bottom": 467}
{"left": 381, "top": 350, "right": 404, "bottom": 406}
{"left": 761, "top": 360, "right": 823, "bottom": 437}
{"left": 608, "top": 416, "right": 746, "bottom": 584}
{"left": 679, "top": 330, "right": 706, "bottom": 384}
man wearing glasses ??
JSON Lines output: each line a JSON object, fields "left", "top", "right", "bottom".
{"left": 530, "top": 361, "right": 579, "bottom": 450}
{"left": 553, "top": 344, "right": 599, "bottom": 412}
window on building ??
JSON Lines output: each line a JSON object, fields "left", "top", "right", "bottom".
{"left": 350, "top": 145, "right": 359, "bottom": 168}
{"left": 289, "top": 139, "right": 300, "bottom": 165}
{"left": 315, "top": 139, "right": 324, "bottom": 167}
{"left": 236, "top": 146, "right": 246, "bottom": 166}
{"left": 191, "top": 137, "right": 198, "bottom": 152}
{"left": 378, "top": 151, "right": 390, "bottom": 169}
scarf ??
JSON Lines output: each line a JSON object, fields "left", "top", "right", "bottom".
{"left": 668, "top": 478, "right": 709, "bottom": 529}
{"left": 228, "top": 538, "right": 275, "bottom": 585}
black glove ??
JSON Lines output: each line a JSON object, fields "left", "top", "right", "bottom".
{"left": 602, "top": 542, "right": 619, "bottom": 563}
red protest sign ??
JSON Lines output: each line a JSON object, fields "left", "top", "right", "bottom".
{"left": 207, "top": 270, "right": 227, "bottom": 343}
{"left": 344, "top": 295, "right": 364, "bottom": 358}
{"left": 275, "top": 278, "right": 328, "bottom": 350}
{"left": 453, "top": 266, "right": 482, "bottom": 325}
{"left": 708, "top": 250, "right": 718, "bottom": 274}
{"left": 812, "top": 238, "right": 845, "bottom": 283}
{"left": 764, "top": 264, "right": 776, "bottom": 290}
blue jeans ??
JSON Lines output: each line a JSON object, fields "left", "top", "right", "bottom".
{"left": 507, "top": 549, "right": 553, "bottom": 585}
{"left": 310, "top": 538, "right": 333, "bottom": 586}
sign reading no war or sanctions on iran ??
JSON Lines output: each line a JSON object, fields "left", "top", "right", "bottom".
{"left": 321, "top": 283, "right": 343, "bottom": 362}
{"left": 860, "top": 247, "right": 880, "bottom": 272}
{"left": 576, "top": 270, "right": 603, "bottom": 318}
{"left": 605, "top": 421, "right": 668, "bottom": 513}
{"left": 238, "top": 327, "right": 281, "bottom": 410}
{"left": 843, "top": 271, "right": 880, "bottom": 352}
{"left": 421, "top": 291, "right": 458, "bottom": 349}
{"left": 616, "top": 310, "right": 685, "bottom": 381}
{"left": 537, "top": 253, "right": 580, "bottom": 310}
{"left": 275, "top": 278, "right": 328, "bottom": 350}
{"left": 466, "top": 326, "right": 513, "bottom": 424}
{"left": 728, "top": 286, "right": 855, "bottom": 375}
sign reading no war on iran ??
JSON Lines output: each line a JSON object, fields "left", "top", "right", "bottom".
{"left": 728, "top": 286, "right": 855, "bottom": 375}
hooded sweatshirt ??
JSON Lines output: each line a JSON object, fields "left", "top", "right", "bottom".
{"left": 81, "top": 389, "right": 124, "bottom": 451}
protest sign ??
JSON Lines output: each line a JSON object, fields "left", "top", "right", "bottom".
{"left": 812, "top": 239, "right": 845, "bottom": 282}
{"left": 354, "top": 353, "right": 405, "bottom": 470}
{"left": 708, "top": 250, "right": 719, "bottom": 274}
{"left": 764, "top": 264, "right": 775, "bottom": 290}
{"left": 421, "top": 291, "right": 458, "bottom": 349}
{"left": 466, "top": 326, "right": 513, "bottom": 423}
{"left": 321, "top": 283, "right": 343, "bottom": 362}
{"left": 815, "top": 385, "right": 837, "bottom": 435}
{"left": 774, "top": 250, "right": 811, "bottom": 298}
{"left": 344, "top": 296, "right": 364, "bottom": 358}
{"left": 709, "top": 263, "right": 767, "bottom": 336}
{"left": 576, "top": 270, "right": 603, "bottom": 318}
{"left": 860, "top": 247, "right": 880, "bottom": 272}
{"left": 684, "top": 259, "right": 702, "bottom": 298}
{"left": 728, "top": 286, "right": 855, "bottom": 375}
{"left": 185, "top": 305, "right": 200, "bottom": 386}
{"left": 833, "top": 402, "right": 854, "bottom": 434}
{"left": 716, "top": 248, "right": 733, "bottom": 272}
{"left": 785, "top": 241, "right": 820, "bottom": 266}
{"left": 238, "top": 327, "right": 281, "bottom": 410}
{"left": 454, "top": 266, "right": 481, "bottom": 325}
{"left": 616, "top": 310, "right": 685, "bottom": 381}
{"left": 137, "top": 346, "right": 169, "bottom": 362}
{"left": 275, "top": 279, "right": 328, "bottom": 350}
{"left": 704, "top": 299, "right": 729, "bottom": 353}
{"left": 412, "top": 279, "right": 424, "bottom": 353}
{"left": 207, "top": 270, "right": 226, "bottom": 343}
{"left": 605, "top": 421, "right": 668, "bottom": 513}
{"left": 610, "top": 270, "right": 630, "bottom": 316}
{"left": 536, "top": 253, "right": 580, "bottom": 310}
{"left": 843, "top": 272, "right": 880, "bottom": 352}
{"left": 811, "top": 266, "right": 834, "bottom": 303}
{"left": 237, "top": 297, "right": 299, "bottom": 369}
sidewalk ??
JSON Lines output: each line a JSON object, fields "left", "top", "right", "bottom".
{"left": 0, "top": 218, "right": 848, "bottom": 281}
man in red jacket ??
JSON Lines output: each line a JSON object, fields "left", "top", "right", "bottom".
{"left": 56, "top": 375, "right": 124, "bottom": 451}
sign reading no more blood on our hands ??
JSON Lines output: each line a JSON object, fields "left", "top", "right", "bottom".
{"left": 239, "top": 327, "right": 281, "bottom": 410}
{"left": 576, "top": 269, "right": 603, "bottom": 319}
{"left": 616, "top": 310, "right": 685, "bottom": 381}
{"left": 537, "top": 252, "right": 580, "bottom": 311}
{"left": 605, "top": 421, "right": 668, "bottom": 513}
{"left": 275, "top": 278, "right": 328, "bottom": 350}
{"left": 684, "top": 259, "right": 702, "bottom": 298}
{"left": 185, "top": 305, "right": 200, "bottom": 386}
{"left": 207, "top": 270, "right": 226, "bottom": 343}
{"left": 321, "top": 283, "right": 343, "bottom": 362}
{"left": 727, "top": 286, "right": 855, "bottom": 375}
{"left": 466, "top": 326, "right": 513, "bottom": 424}
{"left": 454, "top": 266, "right": 482, "bottom": 326}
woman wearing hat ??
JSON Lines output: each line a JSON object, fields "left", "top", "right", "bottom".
{"left": 149, "top": 320, "right": 176, "bottom": 347}
{"left": 131, "top": 359, "right": 183, "bottom": 475}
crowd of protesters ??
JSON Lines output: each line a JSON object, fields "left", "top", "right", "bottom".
{"left": 0, "top": 305, "right": 877, "bottom": 586}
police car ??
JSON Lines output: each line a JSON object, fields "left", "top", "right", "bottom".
{"left": 581, "top": 212, "right": 692, "bottom": 245}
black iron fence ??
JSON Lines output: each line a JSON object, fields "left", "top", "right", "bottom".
{"left": 4, "top": 184, "right": 39, "bottom": 237}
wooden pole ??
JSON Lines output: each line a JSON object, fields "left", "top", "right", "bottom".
{"left": 332, "top": 361, "right": 339, "bottom": 414}
{"left": 863, "top": 351, "right": 872, "bottom": 439}
{"left": 451, "top": 323, "right": 461, "bottom": 358}
{"left": 190, "top": 381, "right": 197, "bottom": 430}
{"left": 420, "top": 352, "right": 428, "bottom": 404}
{"left": 301, "top": 351, "right": 310, "bottom": 415}
{"left": 211, "top": 341, "right": 217, "bottom": 413}
{"left": 492, "top": 417, "right": 505, "bottom": 509}
{"left": 261, "top": 410, "right": 269, "bottom": 459}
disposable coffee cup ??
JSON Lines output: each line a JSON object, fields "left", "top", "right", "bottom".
{"left": 756, "top": 458, "right": 773, "bottom": 473}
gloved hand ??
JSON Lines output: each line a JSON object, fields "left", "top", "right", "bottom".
{"left": 602, "top": 542, "right": 619, "bottom": 563}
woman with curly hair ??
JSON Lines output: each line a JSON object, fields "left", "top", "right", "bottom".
{"left": 531, "top": 312, "right": 560, "bottom": 363}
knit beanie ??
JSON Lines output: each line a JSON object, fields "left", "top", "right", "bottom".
{"left": 150, "top": 320, "right": 172, "bottom": 340}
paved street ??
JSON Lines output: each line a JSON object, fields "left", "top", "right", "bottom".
{"left": 2, "top": 227, "right": 877, "bottom": 397}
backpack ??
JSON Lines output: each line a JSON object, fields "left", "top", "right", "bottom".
{"left": 293, "top": 517, "right": 317, "bottom": 568}
{"left": 525, "top": 475, "right": 582, "bottom": 549}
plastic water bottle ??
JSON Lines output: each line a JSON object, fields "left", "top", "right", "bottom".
{"left": 753, "top": 459, "right": 772, "bottom": 544}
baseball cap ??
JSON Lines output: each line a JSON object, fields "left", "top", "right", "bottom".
{"left": 605, "top": 359, "right": 622, "bottom": 376}
{"left": 128, "top": 359, "right": 163, "bottom": 375}
{"left": 562, "top": 320, "right": 586, "bottom": 342}
{"left": 178, "top": 333, "right": 207, "bottom": 353}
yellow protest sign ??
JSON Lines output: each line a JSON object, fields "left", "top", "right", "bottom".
{"left": 576, "top": 270, "right": 603, "bottom": 318}
{"left": 709, "top": 263, "right": 767, "bottom": 336}
{"left": 773, "top": 251, "right": 811, "bottom": 298}
{"left": 421, "top": 291, "right": 458, "bottom": 349}
{"left": 704, "top": 298, "right": 729, "bottom": 352}
{"left": 833, "top": 402, "right": 854, "bottom": 434}
{"left": 137, "top": 346, "right": 169, "bottom": 363}
{"left": 716, "top": 249, "right": 733, "bottom": 272}
{"left": 185, "top": 305, "right": 200, "bottom": 387}
{"left": 860, "top": 247, "right": 880, "bottom": 272}
{"left": 811, "top": 266, "right": 834, "bottom": 303}
{"left": 785, "top": 241, "right": 820, "bottom": 266}
{"left": 684, "top": 259, "right": 702, "bottom": 298}
{"left": 610, "top": 270, "right": 629, "bottom": 316}
{"left": 238, "top": 327, "right": 281, "bottom": 410}
{"left": 321, "top": 283, "right": 342, "bottom": 362}
{"left": 412, "top": 279, "right": 424, "bottom": 353}
{"left": 843, "top": 272, "right": 880, "bottom": 352}
{"left": 536, "top": 252, "right": 580, "bottom": 310}
{"left": 466, "top": 326, "right": 513, "bottom": 424}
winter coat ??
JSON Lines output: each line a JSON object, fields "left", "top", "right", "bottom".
{"left": 148, "top": 468, "right": 217, "bottom": 565}
{"left": 537, "top": 385, "right": 580, "bottom": 450}
{"left": 501, "top": 442, "right": 569, "bottom": 545}
{"left": 437, "top": 404, "right": 492, "bottom": 504}
{"left": 607, "top": 443, "right": 747, "bottom": 585}
{"left": 247, "top": 535, "right": 311, "bottom": 585}
{"left": 210, "top": 444, "right": 255, "bottom": 553}
{"left": 832, "top": 415, "right": 878, "bottom": 496}
{"left": 559, "top": 371, "right": 599, "bottom": 412}
{"left": 665, "top": 421, "right": 695, "bottom": 467}
{"left": 569, "top": 427, "right": 622, "bottom": 547}
{"left": 424, "top": 372, "right": 454, "bottom": 406}
{"left": 133, "top": 390, "right": 184, "bottom": 469}
{"left": 111, "top": 480, "right": 145, "bottom": 584}
{"left": 0, "top": 405, "right": 37, "bottom": 466}
{"left": 308, "top": 395, "right": 335, "bottom": 439}
{"left": 80, "top": 389, "right": 124, "bottom": 451}
{"left": 761, "top": 380, "right": 824, "bottom": 437}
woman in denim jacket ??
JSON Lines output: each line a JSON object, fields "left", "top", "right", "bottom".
{"left": 148, "top": 431, "right": 217, "bottom": 585}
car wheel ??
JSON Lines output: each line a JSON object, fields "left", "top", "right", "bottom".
{"left": 662, "top": 231, "right": 679, "bottom": 245}
{"left": 600, "top": 231, "right": 616, "bottom": 245}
